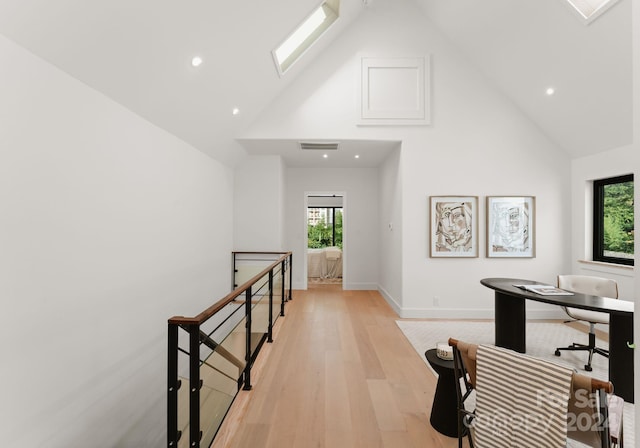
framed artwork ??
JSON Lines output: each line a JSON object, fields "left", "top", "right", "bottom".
{"left": 486, "top": 196, "right": 535, "bottom": 258}
{"left": 429, "top": 196, "right": 478, "bottom": 258}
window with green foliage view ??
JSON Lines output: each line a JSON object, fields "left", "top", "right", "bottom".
{"left": 307, "top": 207, "right": 342, "bottom": 249}
{"left": 593, "top": 174, "right": 634, "bottom": 265}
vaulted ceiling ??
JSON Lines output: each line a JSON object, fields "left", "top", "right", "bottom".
{"left": 0, "top": 0, "right": 632, "bottom": 166}
{"left": 415, "top": 0, "right": 632, "bottom": 158}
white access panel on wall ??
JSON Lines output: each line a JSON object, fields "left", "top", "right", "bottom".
{"left": 359, "top": 56, "right": 430, "bottom": 126}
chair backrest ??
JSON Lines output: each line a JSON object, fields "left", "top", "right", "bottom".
{"left": 448, "top": 338, "right": 614, "bottom": 448}
{"left": 567, "top": 373, "right": 612, "bottom": 447}
{"left": 557, "top": 274, "right": 618, "bottom": 299}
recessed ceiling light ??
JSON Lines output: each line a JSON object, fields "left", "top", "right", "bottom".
{"left": 232, "top": 107, "right": 240, "bottom": 115}
{"left": 545, "top": 87, "right": 555, "bottom": 96}
{"left": 191, "top": 56, "right": 203, "bottom": 67}
{"left": 323, "top": 154, "right": 328, "bottom": 159}
{"left": 355, "top": 155, "right": 360, "bottom": 159}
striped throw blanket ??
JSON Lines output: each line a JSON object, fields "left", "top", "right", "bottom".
{"left": 474, "top": 344, "right": 574, "bottom": 447}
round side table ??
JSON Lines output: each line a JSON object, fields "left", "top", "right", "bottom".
{"left": 425, "top": 348, "right": 459, "bottom": 438}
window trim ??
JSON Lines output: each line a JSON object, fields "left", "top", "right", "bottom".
{"left": 307, "top": 206, "right": 343, "bottom": 248}
{"left": 592, "top": 174, "right": 634, "bottom": 266}
{"left": 563, "top": 0, "right": 620, "bottom": 25}
{"left": 271, "top": 1, "right": 339, "bottom": 76}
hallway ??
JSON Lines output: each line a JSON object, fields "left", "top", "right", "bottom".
{"left": 213, "top": 285, "right": 460, "bottom": 448}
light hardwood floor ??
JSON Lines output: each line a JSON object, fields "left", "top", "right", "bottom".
{"left": 212, "top": 285, "right": 465, "bottom": 448}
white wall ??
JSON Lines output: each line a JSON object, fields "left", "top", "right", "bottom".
{"left": 285, "top": 167, "right": 379, "bottom": 290}
{"left": 0, "top": 34, "right": 234, "bottom": 447}
{"left": 378, "top": 146, "right": 403, "bottom": 313}
{"left": 397, "top": 51, "right": 572, "bottom": 318}
{"left": 233, "top": 155, "right": 285, "bottom": 251}
{"left": 570, "top": 1, "right": 640, "bottom": 411}
{"left": 244, "top": 0, "right": 571, "bottom": 318}
{"left": 632, "top": 0, "right": 640, "bottom": 411}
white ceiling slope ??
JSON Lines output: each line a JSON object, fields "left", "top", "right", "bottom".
{"left": 0, "top": 0, "right": 367, "bottom": 166}
{"left": 0, "top": 0, "right": 633, "bottom": 164}
{"left": 415, "top": 0, "right": 633, "bottom": 157}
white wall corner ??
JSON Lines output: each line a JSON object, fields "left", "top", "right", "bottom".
{"left": 377, "top": 285, "right": 402, "bottom": 316}
{"left": 293, "top": 281, "right": 307, "bottom": 290}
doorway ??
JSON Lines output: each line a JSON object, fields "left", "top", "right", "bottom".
{"left": 305, "top": 193, "right": 345, "bottom": 287}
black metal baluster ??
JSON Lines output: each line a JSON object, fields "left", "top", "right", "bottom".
{"left": 167, "top": 323, "right": 180, "bottom": 447}
{"left": 288, "top": 253, "right": 293, "bottom": 301}
{"left": 244, "top": 287, "right": 253, "bottom": 391}
{"left": 280, "top": 259, "right": 286, "bottom": 316}
{"left": 268, "top": 269, "right": 274, "bottom": 343}
{"left": 189, "top": 324, "right": 202, "bottom": 447}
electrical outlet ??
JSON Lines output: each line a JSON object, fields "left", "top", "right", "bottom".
{"left": 433, "top": 296, "right": 440, "bottom": 307}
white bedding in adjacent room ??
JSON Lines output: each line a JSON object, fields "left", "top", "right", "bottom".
{"left": 307, "top": 247, "right": 343, "bottom": 278}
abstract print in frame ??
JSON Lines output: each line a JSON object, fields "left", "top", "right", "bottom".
{"left": 487, "top": 196, "right": 535, "bottom": 258}
{"left": 430, "top": 196, "right": 478, "bottom": 258}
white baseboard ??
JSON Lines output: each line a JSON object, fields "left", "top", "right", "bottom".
{"left": 376, "top": 284, "right": 567, "bottom": 319}
{"left": 377, "top": 285, "right": 402, "bottom": 316}
{"left": 398, "top": 308, "right": 568, "bottom": 320}
{"left": 293, "top": 281, "right": 377, "bottom": 291}
{"left": 343, "top": 281, "right": 377, "bottom": 290}
{"left": 296, "top": 282, "right": 569, "bottom": 321}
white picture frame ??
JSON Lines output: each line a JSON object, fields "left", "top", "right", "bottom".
{"left": 486, "top": 196, "right": 536, "bottom": 258}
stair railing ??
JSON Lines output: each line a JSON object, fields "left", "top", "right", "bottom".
{"left": 167, "top": 251, "right": 292, "bottom": 448}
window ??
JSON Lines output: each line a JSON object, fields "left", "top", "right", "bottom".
{"left": 593, "top": 174, "right": 634, "bottom": 265}
{"left": 307, "top": 207, "right": 343, "bottom": 249}
{"left": 272, "top": 0, "right": 339, "bottom": 76}
{"left": 564, "top": 0, "right": 620, "bottom": 24}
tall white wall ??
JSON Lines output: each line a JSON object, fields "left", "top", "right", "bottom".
{"left": 244, "top": 0, "right": 571, "bottom": 317}
{"left": 285, "top": 167, "right": 379, "bottom": 290}
{"left": 378, "top": 146, "right": 403, "bottom": 313}
{"left": 632, "top": 0, "right": 640, "bottom": 411}
{"left": 0, "top": 34, "right": 234, "bottom": 446}
{"left": 233, "top": 155, "right": 285, "bottom": 251}
{"left": 557, "top": 0, "right": 640, "bottom": 408}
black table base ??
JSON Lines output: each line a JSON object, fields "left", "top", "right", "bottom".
{"left": 425, "top": 349, "right": 460, "bottom": 438}
{"left": 482, "top": 278, "right": 634, "bottom": 403}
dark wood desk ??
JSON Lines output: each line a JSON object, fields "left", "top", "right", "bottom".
{"left": 481, "top": 277, "right": 634, "bottom": 403}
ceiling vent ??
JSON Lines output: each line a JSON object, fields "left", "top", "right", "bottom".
{"left": 299, "top": 142, "right": 340, "bottom": 151}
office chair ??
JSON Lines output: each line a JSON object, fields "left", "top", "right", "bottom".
{"left": 554, "top": 274, "right": 618, "bottom": 372}
{"left": 449, "top": 339, "right": 476, "bottom": 448}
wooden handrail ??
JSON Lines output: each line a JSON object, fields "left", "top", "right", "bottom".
{"left": 168, "top": 251, "right": 293, "bottom": 448}
{"left": 168, "top": 251, "right": 291, "bottom": 325}
{"left": 589, "top": 377, "right": 614, "bottom": 394}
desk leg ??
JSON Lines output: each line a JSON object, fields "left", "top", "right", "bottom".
{"left": 609, "top": 313, "right": 634, "bottom": 403}
{"left": 495, "top": 292, "right": 526, "bottom": 353}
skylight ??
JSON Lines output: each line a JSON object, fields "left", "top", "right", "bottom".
{"left": 272, "top": 0, "right": 339, "bottom": 76}
{"left": 564, "top": 0, "right": 619, "bottom": 23}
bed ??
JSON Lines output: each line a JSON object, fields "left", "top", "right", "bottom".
{"left": 307, "top": 247, "right": 343, "bottom": 278}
